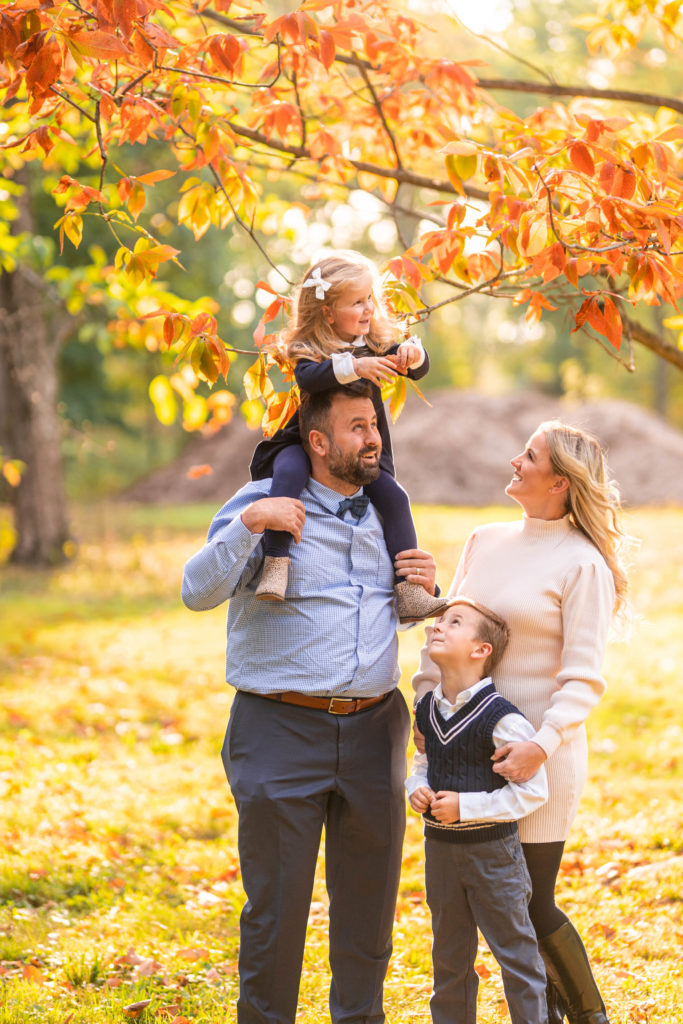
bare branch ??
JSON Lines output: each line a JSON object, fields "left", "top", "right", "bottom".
{"left": 623, "top": 315, "right": 683, "bottom": 371}
{"left": 352, "top": 55, "right": 403, "bottom": 171}
{"left": 478, "top": 78, "right": 683, "bottom": 117}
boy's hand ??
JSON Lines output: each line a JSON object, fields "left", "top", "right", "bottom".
{"left": 352, "top": 355, "right": 398, "bottom": 385}
{"left": 430, "top": 790, "right": 460, "bottom": 824}
{"left": 394, "top": 343, "right": 422, "bottom": 373}
{"left": 409, "top": 786, "right": 434, "bottom": 814}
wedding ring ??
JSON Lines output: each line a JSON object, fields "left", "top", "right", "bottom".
{"left": 415, "top": 567, "right": 421, "bottom": 576}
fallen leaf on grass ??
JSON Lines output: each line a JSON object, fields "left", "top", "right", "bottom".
{"left": 22, "top": 964, "right": 45, "bottom": 984}
{"left": 474, "top": 963, "right": 491, "bottom": 979}
{"left": 131, "top": 958, "right": 164, "bottom": 979}
{"left": 177, "top": 947, "right": 209, "bottom": 962}
{"left": 588, "top": 922, "right": 616, "bottom": 940}
{"left": 124, "top": 999, "right": 151, "bottom": 1017}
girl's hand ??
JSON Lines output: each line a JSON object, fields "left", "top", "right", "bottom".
{"left": 409, "top": 786, "right": 434, "bottom": 814}
{"left": 394, "top": 343, "right": 422, "bottom": 373}
{"left": 353, "top": 356, "right": 398, "bottom": 385}
{"left": 492, "top": 741, "right": 547, "bottom": 784}
{"left": 430, "top": 790, "right": 460, "bottom": 824}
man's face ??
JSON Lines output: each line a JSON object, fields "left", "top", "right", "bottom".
{"left": 322, "top": 396, "right": 382, "bottom": 487}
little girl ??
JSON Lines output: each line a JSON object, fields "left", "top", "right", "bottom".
{"left": 249, "top": 250, "right": 448, "bottom": 622}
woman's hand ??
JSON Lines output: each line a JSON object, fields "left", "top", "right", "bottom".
{"left": 353, "top": 355, "right": 398, "bottom": 386}
{"left": 430, "top": 790, "right": 460, "bottom": 824}
{"left": 491, "top": 741, "right": 547, "bottom": 784}
{"left": 394, "top": 548, "right": 437, "bottom": 594}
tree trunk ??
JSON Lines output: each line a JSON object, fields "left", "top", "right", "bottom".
{"left": 0, "top": 172, "right": 72, "bottom": 566}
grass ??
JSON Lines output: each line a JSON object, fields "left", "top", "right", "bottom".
{"left": 0, "top": 502, "right": 681, "bottom": 1023}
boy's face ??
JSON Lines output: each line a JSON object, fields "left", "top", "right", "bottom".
{"left": 429, "top": 603, "right": 486, "bottom": 670}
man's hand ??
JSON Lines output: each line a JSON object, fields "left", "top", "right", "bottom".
{"left": 409, "top": 786, "right": 435, "bottom": 814}
{"left": 491, "top": 741, "right": 547, "bottom": 784}
{"left": 430, "top": 790, "right": 460, "bottom": 824}
{"left": 241, "top": 497, "right": 306, "bottom": 543}
{"left": 394, "top": 548, "right": 437, "bottom": 594}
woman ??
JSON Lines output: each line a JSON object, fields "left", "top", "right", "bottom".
{"left": 412, "top": 420, "right": 630, "bottom": 1024}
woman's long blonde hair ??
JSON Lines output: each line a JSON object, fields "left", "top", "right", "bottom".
{"left": 541, "top": 420, "right": 630, "bottom": 618}
{"left": 278, "top": 251, "right": 397, "bottom": 364}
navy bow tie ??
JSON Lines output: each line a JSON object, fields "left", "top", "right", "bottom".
{"left": 336, "top": 495, "right": 370, "bottom": 521}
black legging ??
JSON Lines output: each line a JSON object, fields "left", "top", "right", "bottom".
{"left": 522, "top": 840, "right": 571, "bottom": 940}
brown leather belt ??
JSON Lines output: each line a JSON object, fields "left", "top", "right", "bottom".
{"left": 260, "top": 691, "right": 390, "bottom": 715}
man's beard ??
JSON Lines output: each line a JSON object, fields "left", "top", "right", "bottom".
{"left": 327, "top": 440, "right": 381, "bottom": 487}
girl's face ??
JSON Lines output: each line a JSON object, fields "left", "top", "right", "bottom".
{"left": 323, "top": 271, "right": 374, "bottom": 341}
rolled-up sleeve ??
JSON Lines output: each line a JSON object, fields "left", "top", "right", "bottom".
{"left": 181, "top": 488, "right": 267, "bottom": 611}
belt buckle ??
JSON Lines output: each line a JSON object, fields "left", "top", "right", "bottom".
{"left": 328, "top": 697, "right": 357, "bottom": 715}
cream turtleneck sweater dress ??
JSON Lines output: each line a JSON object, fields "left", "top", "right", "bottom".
{"left": 412, "top": 515, "right": 615, "bottom": 843}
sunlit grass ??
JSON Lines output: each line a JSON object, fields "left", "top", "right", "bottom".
{"left": 0, "top": 502, "right": 681, "bottom": 1022}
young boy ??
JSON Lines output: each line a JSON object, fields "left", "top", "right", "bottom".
{"left": 407, "top": 597, "right": 549, "bottom": 1024}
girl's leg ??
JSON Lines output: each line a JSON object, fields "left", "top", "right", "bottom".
{"left": 364, "top": 470, "right": 448, "bottom": 622}
{"left": 363, "top": 471, "right": 417, "bottom": 572}
{"left": 523, "top": 842, "right": 610, "bottom": 1024}
{"left": 263, "top": 446, "right": 311, "bottom": 558}
{"left": 257, "top": 446, "right": 310, "bottom": 601}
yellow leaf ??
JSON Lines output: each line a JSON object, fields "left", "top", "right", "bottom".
{"left": 149, "top": 375, "right": 178, "bottom": 426}
{"left": 63, "top": 214, "right": 83, "bottom": 249}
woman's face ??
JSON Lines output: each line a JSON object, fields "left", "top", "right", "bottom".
{"left": 506, "top": 429, "right": 566, "bottom": 516}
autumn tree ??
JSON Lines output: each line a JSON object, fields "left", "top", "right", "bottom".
{"left": 1, "top": 0, "right": 683, "bottom": 564}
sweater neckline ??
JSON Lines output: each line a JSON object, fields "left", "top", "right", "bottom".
{"left": 520, "top": 513, "right": 573, "bottom": 539}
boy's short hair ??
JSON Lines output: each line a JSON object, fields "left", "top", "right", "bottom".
{"left": 448, "top": 596, "right": 510, "bottom": 677}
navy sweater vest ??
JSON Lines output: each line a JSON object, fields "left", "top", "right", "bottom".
{"left": 415, "top": 683, "right": 522, "bottom": 844}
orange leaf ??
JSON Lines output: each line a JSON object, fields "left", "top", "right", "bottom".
{"left": 187, "top": 464, "right": 213, "bottom": 480}
{"left": 319, "top": 30, "right": 335, "bottom": 69}
{"left": 570, "top": 142, "right": 595, "bottom": 177}
{"left": 69, "top": 29, "right": 130, "bottom": 59}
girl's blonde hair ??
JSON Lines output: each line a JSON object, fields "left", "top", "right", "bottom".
{"left": 540, "top": 420, "right": 630, "bottom": 618}
{"left": 279, "top": 251, "right": 397, "bottom": 364}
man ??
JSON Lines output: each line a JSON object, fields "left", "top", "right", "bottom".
{"left": 182, "top": 382, "right": 441, "bottom": 1024}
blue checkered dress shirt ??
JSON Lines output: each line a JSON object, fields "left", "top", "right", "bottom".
{"left": 181, "top": 477, "right": 400, "bottom": 697}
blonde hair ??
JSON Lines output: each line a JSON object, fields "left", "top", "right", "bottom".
{"left": 278, "top": 251, "right": 397, "bottom": 365}
{"left": 447, "top": 597, "right": 511, "bottom": 677}
{"left": 539, "top": 420, "right": 630, "bottom": 618}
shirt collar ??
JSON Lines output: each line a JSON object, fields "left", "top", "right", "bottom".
{"left": 434, "top": 676, "right": 493, "bottom": 712}
{"left": 306, "top": 477, "right": 363, "bottom": 515}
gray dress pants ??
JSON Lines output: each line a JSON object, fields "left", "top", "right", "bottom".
{"left": 222, "top": 688, "right": 410, "bottom": 1024}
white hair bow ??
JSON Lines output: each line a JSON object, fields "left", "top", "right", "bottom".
{"left": 303, "top": 266, "right": 332, "bottom": 301}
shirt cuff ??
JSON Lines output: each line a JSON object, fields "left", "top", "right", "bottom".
{"left": 331, "top": 352, "right": 360, "bottom": 384}
{"left": 400, "top": 335, "right": 425, "bottom": 368}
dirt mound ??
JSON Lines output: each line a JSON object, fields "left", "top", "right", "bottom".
{"left": 123, "top": 389, "right": 683, "bottom": 507}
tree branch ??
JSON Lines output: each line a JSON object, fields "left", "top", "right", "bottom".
{"left": 225, "top": 119, "right": 489, "bottom": 201}
{"left": 478, "top": 78, "right": 683, "bottom": 117}
{"left": 623, "top": 315, "right": 683, "bottom": 371}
